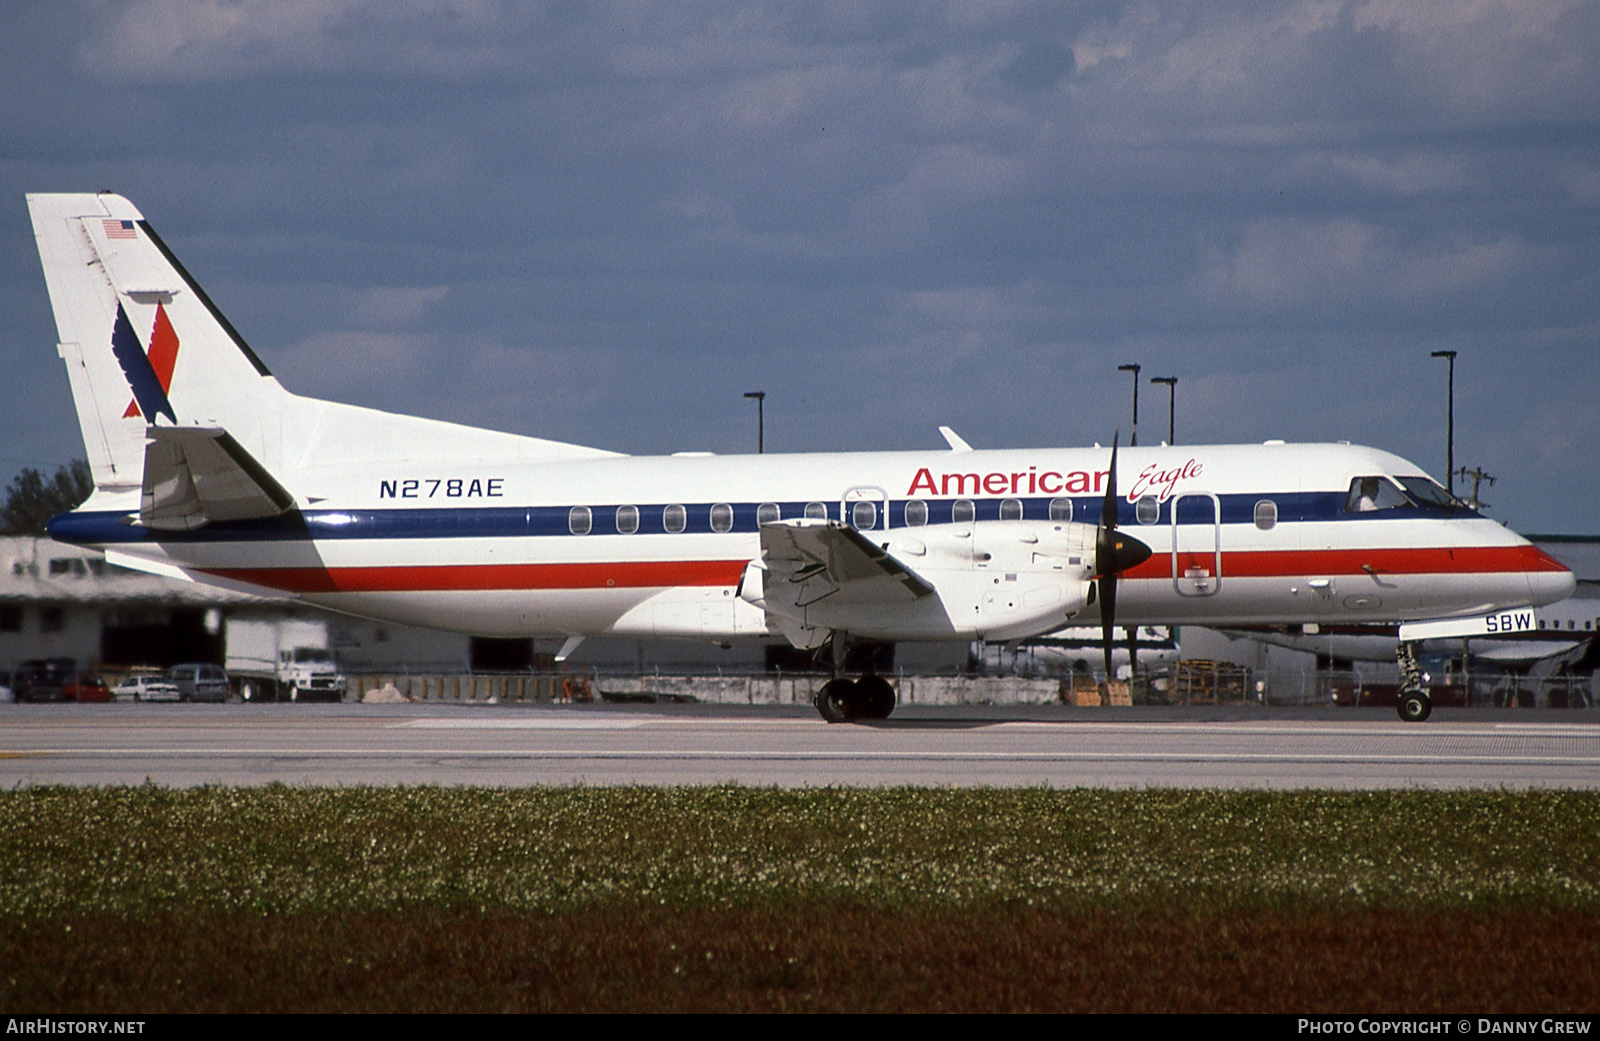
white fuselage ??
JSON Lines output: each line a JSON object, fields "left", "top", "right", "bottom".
{"left": 55, "top": 440, "right": 1575, "bottom": 645}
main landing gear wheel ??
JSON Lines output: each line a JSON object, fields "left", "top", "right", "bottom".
{"left": 816, "top": 678, "right": 860, "bottom": 723}
{"left": 855, "top": 675, "right": 896, "bottom": 720}
{"left": 1398, "top": 688, "right": 1432, "bottom": 723}
{"left": 813, "top": 676, "right": 898, "bottom": 723}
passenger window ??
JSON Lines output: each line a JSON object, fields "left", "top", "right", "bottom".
{"left": 1136, "top": 495, "right": 1159, "bottom": 525}
{"left": 1049, "top": 497, "right": 1073, "bottom": 522}
{"left": 568, "top": 506, "right": 592, "bottom": 535}
{"left": 805, "top": 501, "right": 828, "bottom": 520}
{"left": 710, "top": 503, "right": 734, "bottom": 533}
{"left": 1254, "top": 500, "right": 1277, "bottom": 530}
{"left": 757, "top": 502, "right": 780, "bottom": 525}
{"left": 616, "top": 505, "right": 639, "bottom": 534}
{"left": 664, "top": 504, "right": 686, "bottom": 534}
{"left": 952, "top": 499, "right": 975, "bottom": 524}
{"left": 999, "top": 498, "right": 1023, "bottom": 521}
{"left": 851, "top": 500, "right": 877, "bottom": 530}
{"left": 904, "top": 499, "right": 928, "bottom": 526}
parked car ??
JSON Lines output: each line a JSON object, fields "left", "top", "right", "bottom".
{"left": 169, "top": 663, "right": 230, "bottom": 702}
{"left": 112, "top": 673, "right": 181, "bottom": 702}
{"left": 62, "top": 675, "right": 111, "bottom": 703}
{"left": 12, "top": 659, "right": 76, "bottom": 702}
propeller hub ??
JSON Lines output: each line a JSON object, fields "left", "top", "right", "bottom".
{"left": 1100, "top": 530, "right": 1153, "bottom": 576}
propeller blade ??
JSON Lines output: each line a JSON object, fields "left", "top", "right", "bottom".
{"left": 1100, "top": 434, "right": 1120, "bottom": 533}
{"left": 1098, "top": 434, "right": 1121, "bottom": 679}
{"left": 1093, "top": 432, "right": 1154, "bottom": 680}
{"left": 1100, "top": 561, "right": 1118, "bottom": 680}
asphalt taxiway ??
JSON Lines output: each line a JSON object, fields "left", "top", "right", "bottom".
{"left": 2, "top": 701, "right": 1596, "bottom": 788}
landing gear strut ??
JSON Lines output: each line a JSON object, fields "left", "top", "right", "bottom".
{"left": 1396, "top": 640, "right": 1432, "bottom": 723}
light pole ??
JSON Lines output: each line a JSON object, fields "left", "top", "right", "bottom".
{"left": 1117, "top": 364, "right": 1141, "bottom": 446}
{"left": 1430, "top": 351, "right": 1456, "bottom": 495}
{"left": 743, "top": 391, "right": 766, "bottom": 454}
{"left": 1150, "top": 376, "right": 1177, "bottom": 445}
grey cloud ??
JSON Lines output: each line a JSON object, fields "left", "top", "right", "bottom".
{"left": 3, "top": 0, "right": 1596, "bottom": 532}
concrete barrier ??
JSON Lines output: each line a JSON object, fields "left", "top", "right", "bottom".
{"left": 346, "top": 672, "right": 1071, "bottom": 706}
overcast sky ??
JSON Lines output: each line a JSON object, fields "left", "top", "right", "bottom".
{"left": 3, "top": 1, "right": 1596, "bottom": 532}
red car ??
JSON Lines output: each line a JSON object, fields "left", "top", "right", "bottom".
{"left": 62, "top": 675, "right": 112, "bottom": 703}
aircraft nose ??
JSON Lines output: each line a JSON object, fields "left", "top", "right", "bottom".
{"left": 1527, "top": 566, "right": 1576, "bottom": 607}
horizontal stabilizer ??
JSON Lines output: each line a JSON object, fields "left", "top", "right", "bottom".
{"left": 142, "top": 426, "right": 296, "bottom": 530}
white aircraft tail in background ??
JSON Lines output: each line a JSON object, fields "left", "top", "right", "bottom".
{"left": 27, "top": 192, "right": 1576, "bottom": 723}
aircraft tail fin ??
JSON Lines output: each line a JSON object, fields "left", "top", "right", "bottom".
{"left": 28, "top": 192, "right": 290, "bottom": 492}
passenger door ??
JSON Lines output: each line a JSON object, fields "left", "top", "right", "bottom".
{"left": 1171, "top": 492, "right": 1222, "bottom": 597}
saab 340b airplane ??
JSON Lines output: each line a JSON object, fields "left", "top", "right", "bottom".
{"left": 27, "top": 192, "right": 1575, "bottom": 722}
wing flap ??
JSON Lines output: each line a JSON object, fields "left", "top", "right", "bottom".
{"left": 141, "top": 426, "right": 296, "bottom": 530}
{"left": 759, "top": 519, "right": 935, "bottom": 607}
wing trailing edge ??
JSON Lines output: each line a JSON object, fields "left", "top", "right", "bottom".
{"left": 759, "top": 519, "right": 936, "bottom": 606}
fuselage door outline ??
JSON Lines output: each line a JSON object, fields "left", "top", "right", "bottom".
{"left": 1172, "top": 491, "right": 1222, "bottom": 597}
{"left": 840, "top": 485, "right": 888, "bottom": 533}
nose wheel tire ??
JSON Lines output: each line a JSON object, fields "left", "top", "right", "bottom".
{"left": 1397, "top": 689, "right": 1432, "bottom": 723}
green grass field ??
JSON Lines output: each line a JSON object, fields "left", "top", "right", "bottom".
{"left": 3, "top": 787, "right": 1596, "bottom": 1012}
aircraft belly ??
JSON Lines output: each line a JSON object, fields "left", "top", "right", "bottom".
{"left": 1113, "top": 571, "right": 1541, "bottom": 627}
{"left": 298, "top": 588, "right": 660, "bottom": 639}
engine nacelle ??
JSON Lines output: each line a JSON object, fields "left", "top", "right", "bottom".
{"left": 754, "top": 519, "right": 1101, "bottom": 643}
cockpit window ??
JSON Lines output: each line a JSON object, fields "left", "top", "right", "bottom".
{"left": 1344, "top": 476, "right": 1411, "bottom": 513}
{"left": 1395, "top": 476, "right": 1468, "bottom": 511}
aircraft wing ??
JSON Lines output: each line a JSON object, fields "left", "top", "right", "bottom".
{"left": 141, "top": 426, "right": 296, "bottom": 530}
{"left": 759, "top": 519, "right": 935, "bottom": 607}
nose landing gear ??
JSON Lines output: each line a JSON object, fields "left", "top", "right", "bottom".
{"left": 1396, "top": 640, "right": 1433, "bottom": 722}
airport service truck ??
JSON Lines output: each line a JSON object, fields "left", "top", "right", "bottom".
{"left": 226, "top": 618, "right": 349, "bottom": 701}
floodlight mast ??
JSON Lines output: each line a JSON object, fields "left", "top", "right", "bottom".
{"left": 1430, "top": 351, "right": 1457, "bottom": 495}
{"left": 1117, "top": 364, "right": 1141, "bottom": 446}
{"left": 1150, "top": 376, "right": 1177, "bottom": 445}
{"left": 743, "top": 391, "right": 766, "bottom": 453}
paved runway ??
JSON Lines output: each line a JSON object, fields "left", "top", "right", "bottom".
{"left": 3, "top": 701, "right": 1596, "bottom": 788}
